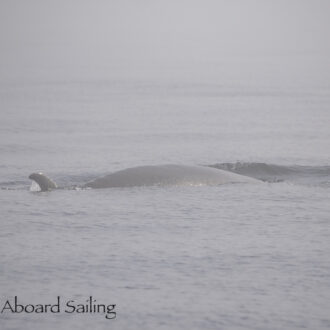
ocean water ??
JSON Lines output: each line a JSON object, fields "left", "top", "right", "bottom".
{"left": 1, "top": 57, "right": 330, "bottom": 330}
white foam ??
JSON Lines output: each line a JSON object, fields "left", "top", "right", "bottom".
{"left": 29, "top": 181, "right": 41, "bottom": 192}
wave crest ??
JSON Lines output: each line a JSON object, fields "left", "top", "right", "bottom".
{"left": 208, "top": 162, "right": 330, "bottom": 186}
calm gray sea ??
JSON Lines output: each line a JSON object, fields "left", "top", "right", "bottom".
{"left": 1, "top": 56, "right": 330, "bottom": 330}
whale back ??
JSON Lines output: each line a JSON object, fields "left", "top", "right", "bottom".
{"left": 29, "top": 165, "right": 260, "bottom": 191}
{"left": 83, "top": 165, "right": 260, "bottom": 188}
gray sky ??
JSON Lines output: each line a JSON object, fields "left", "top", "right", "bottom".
{"left": 1, "top": 0, "right": 330, "bottom": 80}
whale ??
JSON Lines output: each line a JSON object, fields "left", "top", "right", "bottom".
{"left": 29, "top": 164, "right": 261, "bottom": 192}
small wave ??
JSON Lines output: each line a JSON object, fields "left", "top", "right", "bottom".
{"left": 0, "top": 180, "right": 30, "bottom": 191}
{"left": 0, "top": 180, "right": 28, "bottom": 186}
{"left": 208, "top": 162, "right": 330, "bottom": 185}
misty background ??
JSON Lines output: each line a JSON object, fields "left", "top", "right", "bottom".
{"left": 1, "top": 0, "right": 330, "bottom": 84}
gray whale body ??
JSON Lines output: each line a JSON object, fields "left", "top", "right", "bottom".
{"left": 29, "top": 164, "right": 260, "bottom": 191}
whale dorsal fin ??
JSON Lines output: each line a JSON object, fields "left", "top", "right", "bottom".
{"left": 28, "top": 172, "right": 57, "bottom": 191}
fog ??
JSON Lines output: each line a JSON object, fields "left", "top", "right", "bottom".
{"left": 1, "top": 0, "right": 330, "bottom": 82}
